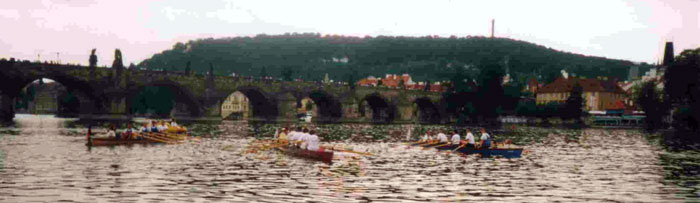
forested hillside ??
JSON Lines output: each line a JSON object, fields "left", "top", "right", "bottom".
{"left": 139, "top": 33, "right": 652, "bottom": 85}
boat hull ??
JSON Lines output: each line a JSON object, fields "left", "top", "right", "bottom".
{"left": 455, "top": 146, "right": 523, "bottom": 158}
{"left": 278, "top": 146, "right": 333, "bottom": 164}
{"left": 412, "top": 142, "right": 524, "bottom": 158}
{"left": 88, "top": 138, "right": 160, "bottom": 146}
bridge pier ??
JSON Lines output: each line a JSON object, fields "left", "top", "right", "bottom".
{"left": 0, "top": 93, "right": 15, "bottom": 122}
{"left": 396, "top": 103, "right": 415, "bottom": 121}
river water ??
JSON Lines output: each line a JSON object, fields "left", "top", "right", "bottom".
{"left": 0, "top": 115, "right": 696, "bottom": 202}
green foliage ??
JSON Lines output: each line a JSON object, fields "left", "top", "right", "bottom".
{"left": 139, "top": 34, "right": 642, "bottom": 82}
{"left": 664, "top": 48, "right": 700, "bottom": 137}
{"left": 131, "top": 86, "right": 175, "bottom": 117}
{"left": 636, "top": 81, "right": 668, "bottom": 132}
{"left": 515, "top": 100, "right": 537, "bottom": 118}
{"left": 305, "top": 100, "right": 314, "bottom": 111}
{"left": 89, "top": 49, "right": 97, "bottom": 67}
{"left": 563, "top": 82, "right": 584, "bottom": 122}
{"left": 281, "top": 66, "right": 293, "bottom": 81}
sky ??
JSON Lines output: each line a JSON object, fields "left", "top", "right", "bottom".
{"left": 0, "top": 0, "right": 698, "bottom": 67}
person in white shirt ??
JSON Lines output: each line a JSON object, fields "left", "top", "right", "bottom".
{"left": 305, "top": 130, "right": 320, "bottom": 151}
{"left": 450, "top": 130, "right": 461, "bottom": 146}
{"left": 420, "top": 130, "right": 432, "bottom": 142}
{"left": 106, "top": 124, "right": 117, "bottom": 139}
{"left": 436, "top": 131, "right": 449, "bottom": 143}
{"left": 170, "top": 119, "right": 179, "bottom": 127}
{"left": 460, "top": 128, "right": 476, "bottom": 149}
{"left": 479, "top": 128, "right": 491, "bottom": 149}
{"left": 288, "top": 127, "right": 300, "bottom": 144}
{"left": 157, "top": 123, "right": 168, "bottom": 132}
{"left": 299, "top": 128, "right": 310, "bottom": 149}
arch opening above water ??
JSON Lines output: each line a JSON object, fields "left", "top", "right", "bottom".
{"left": 362, "top": 93, "right": 396, "bottom": 124}
{"left": 13, "top": 78, "right": 84, "bottom": 117}
{"left": 127, "top": 81, "right": 201, "bottom": 118}
{"left": 306, "top": 91, "right": 342, "bottom": 123}
{"left": 226, "top": 86, "right": 278, "bottom": 120}
{"left": 414, "top": 97, "right": 441, "bottom": 124}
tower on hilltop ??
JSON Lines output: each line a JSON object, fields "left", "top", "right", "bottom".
{"left": 490, "top": 19, "right": 495, "bottom": 38}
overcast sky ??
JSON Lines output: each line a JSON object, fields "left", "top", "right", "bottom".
{"left": 0, "top": 0, "right": 698, "bottom": 67}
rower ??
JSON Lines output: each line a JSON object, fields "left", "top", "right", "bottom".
{"left": 121, "top": 123, "right": 134, "bottom": 139}
{"left": 420, "top": 130, "right": 433, "bottom": 143}
{"left": 306, "top": 130, "right": 320, "bottom": 151}
{"left": 277, "top": 128, "right": 288, "bottom": 144}
{"left": 460, "top": 128, "right": 476, "bottom": 149}
{"left": 150, "top": 121, "right": 159, "bottom": 133}
{"left": 436, "top": 130, "right": 449, "bottom": 144}
{"left": 108, "top": 124, "right": 118, "bottom": 139}
{"left": 157, "top": 121, "right": 167, "bottom": 132}
{"left": 140, "top": 123, "right": 149, "bottom": 133}
{"left": 289, "top": 127, "right": 299, "bottom": 146}
{"left": 478, "top": 128, "right": 491, "bottom": 149}
{"left": 449, "top": 130, "right": 461, "bottom": 146}
{"left": 299, "top": 128, "right": 310, "bottom": 149}
{"left": 170, "top": 119, "right": 179, "bottom": 127}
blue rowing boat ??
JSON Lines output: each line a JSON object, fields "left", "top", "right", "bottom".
{"left": 425, "top": 143, "right": 524, "bottom": 158}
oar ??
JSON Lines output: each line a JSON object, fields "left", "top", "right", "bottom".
{"left": 142, "top": 134, "right": 176, "bottom": 144}
{"left": 418, "top": 141, "right": 436, "bottom": 147}
{"left": 150, "top": 133, "right": 183, "bottom": 142}
{"left": 405, "top": 141, "right": 425, "bottom": 145}
{"left": 452, "top": 144, "right": 467, "bottom": 152}
{"left": 405, "top": 141, "right": 426, "bottom": 148}
{"left": 152, "top": 132, "right": 187, "bottom": 143}
{"left": 424, "top": 143, "right": 449, "bottom": 150}
{"left": 324, "top": 145, "right": 373, "bottom": 156}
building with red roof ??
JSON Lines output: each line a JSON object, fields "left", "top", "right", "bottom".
{"left": 536, "top": 77, "right": 626, "bottom": 111}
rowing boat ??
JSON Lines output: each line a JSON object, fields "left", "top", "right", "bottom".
{"left": 424, "top": 143, "right": 524, "bottom": 158}
{"left": 276, "top": 146, "right": 334, "bottom": 164}
{"left": 87, "top": 132, "right": 189, "bottom": 146}
{"left": 87, "top": 137, "right": 160, "bottom": 146}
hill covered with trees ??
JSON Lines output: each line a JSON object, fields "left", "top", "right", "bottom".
{"left": 138, "top": 33, "right": 652, "bottom": 85}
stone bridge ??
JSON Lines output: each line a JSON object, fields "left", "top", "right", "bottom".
{"left": 0, "top": 58, "right": 444, "bottom": 123}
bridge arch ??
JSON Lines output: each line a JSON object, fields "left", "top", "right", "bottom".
{"left": 5, "top": 72, "right": 102, "bottom": 117}
{"left": 127, "top": 80, "right": 202, "bottom": 117}
{"left": 305, "top": 90, "right": 342, "bottom": 122}
{"left": 361, "top": 92, "right": 396, "bottom": 123}
{"left": 222, "top": 86, "right": 278, "bottom": 120}
{"left": 414, "top": 97, "right": 441, "bottom": 123}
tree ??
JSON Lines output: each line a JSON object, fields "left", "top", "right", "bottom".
{"left": 537, "top": 101, "right": 560, "bottom": 125}
{"left": 260, "top": 66, "right": 268, "bottom": 78}
{"left": 664, "top": 48, "right": 700, "bottom": 136}
{"left": 398, "top": 79, "right": 405, "bottom": 89}
{"left": 377, "top": 79, "right": 383, "bottom": 87}
{"left": 281, "top": 66, "right": 293, "bottom": 81}
{"left": 475, "top": 63, "right": 505, "bottom": 123}
{"left": 424, "top": 80, "right": 430, "bottom": 91}
{"left": 185, "top": 61, "right": 191, "bottom": 75}
{"left": 637, "top": 81, "right": 668, "bottom": 132}
{"left": 515, "top": 100, "right": 537, "bottom": 123}
{"left": 112, "top": 49, "right": 123, "bottom": 68}
{"left": 89, "top": 49, "right": 97, "bottom": 67}
{"left": 563, "top": 81, "right": 584, "bottom": 123}
{"left": 346, "top": 65, "right": 358, "bottom": 90}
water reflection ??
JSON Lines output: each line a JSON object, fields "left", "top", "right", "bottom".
{"left": 0, "top": 115, "right": 695, "bottom": 202}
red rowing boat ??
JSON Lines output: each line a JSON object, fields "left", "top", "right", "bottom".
{"left": 277, "top": 146, "right": 334, "bottom": 164}
{"left": 87, "top": 137, "right": 160, "bottom": 146}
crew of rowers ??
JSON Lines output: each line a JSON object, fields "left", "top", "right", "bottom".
{"left": 98, "top": 119, "right": 188, "bottom": 140}
{"left": 419, "top": 128, "right": 504, "bottom": 149}
{"left": 274, "top": 127, "right": 321, "bottom": 151}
